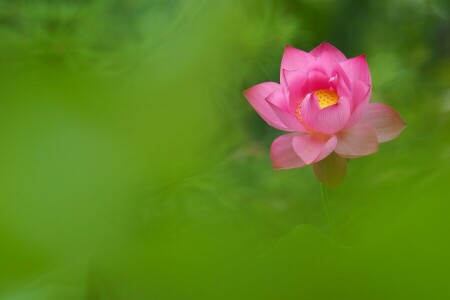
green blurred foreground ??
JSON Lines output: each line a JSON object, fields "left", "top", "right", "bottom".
{"left": 0, "top": 0, "right": 449, "bottom": 299}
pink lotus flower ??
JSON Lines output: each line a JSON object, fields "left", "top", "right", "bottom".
{"left": 243, "top": 42, "right": 406, "bottom": 188}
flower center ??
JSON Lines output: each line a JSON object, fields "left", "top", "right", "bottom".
{"left": 314, "top": 89, "right": 339, "bottom": 109}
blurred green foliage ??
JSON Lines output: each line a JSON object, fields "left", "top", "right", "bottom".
{"left": 0, "top": 0, "right": 449, "bottom": 299}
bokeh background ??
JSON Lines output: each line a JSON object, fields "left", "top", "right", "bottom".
{"left": 0, "top": 0, "right": 449, "bottom": 299}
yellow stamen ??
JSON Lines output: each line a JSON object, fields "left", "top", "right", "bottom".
{"left": 314, "top": 89, "right": 339, "bottom": 109}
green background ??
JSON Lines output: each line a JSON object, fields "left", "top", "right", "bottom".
{"left": 0, "top": 0, "right": 449, "bottom": 299}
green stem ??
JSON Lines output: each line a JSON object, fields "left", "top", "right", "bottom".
{"left": 320, "top": 183, "right": 337, "bottom": 242}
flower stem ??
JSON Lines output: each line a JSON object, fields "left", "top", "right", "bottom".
{"left": 320, "top": 183, "right": 337, "bottom": 243}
